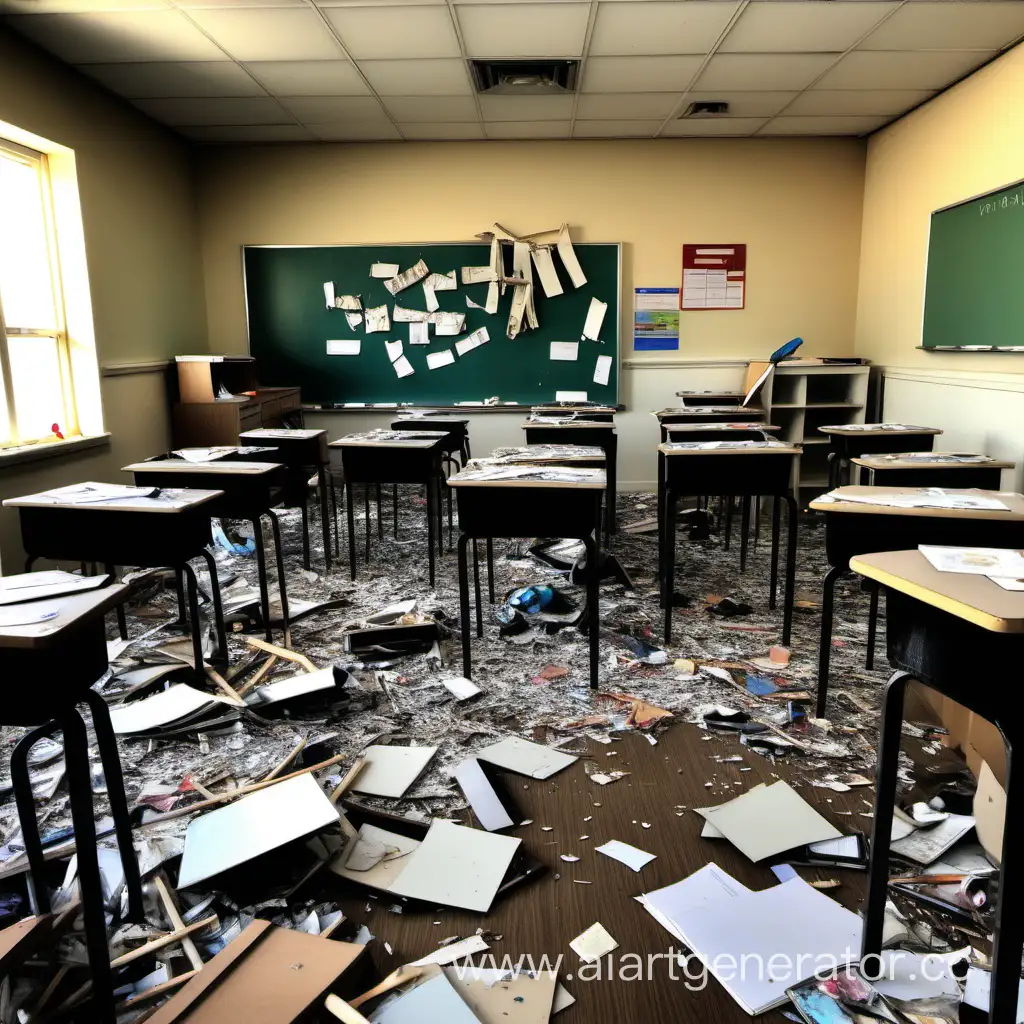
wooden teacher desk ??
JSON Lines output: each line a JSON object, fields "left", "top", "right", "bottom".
{"left": 851, "top": 452, "right": 1013, "bottom": 491}
{"left": 851, "top": 549, "right": 1022, "bottom": 1024}
{"left": 808, "top": 486, "right": 1024, "bottom": 717}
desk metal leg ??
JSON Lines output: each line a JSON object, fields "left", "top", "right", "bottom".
{"left": 106, "top": 564, "right": 128, "bottom": 640}
{"left": 664, "top": 492, "right": 678, "bottom": 642}
{"left": 319, "top": 467, "right": 333, "bottom": 571}
{"left": 200, "top": 551, "right": 228, "bottom": 667}
{"left": 182, "top": 562, "right": 209, "bottom": 667}
{"left": 346, "top": 483, "right": 356, "bottom": 580}
{"left": 425, "top": 477, "right": 436, "bottom": 588}
{"left": 739, "top": 498, "right": 751, "bottom": 572}
{"left": 393, "top": 484, "right": 398, "bottom": 539}
{"left": 754, "top": 497, "right": 761, "bottom": 549}
{"left": 268, "top": 512, "right": 291, "bottom": 647}
{"left": 300, "top": 502, "right": 311, "bottom": 570}
{"left": 724, "top": 497, "right": 733, "bottom": 551}
{"left": 64, "top": 709, "right": 116, "bottom": 1024}
{"left": 248, "top": 518, "right": 272, "bottom": 639}
{"left": 364, "top": 486, "right": 371, "bottom": 564}
{"left": 376, "top": 484, "right": 383, "bottom": 542}
{"left": 174, "top": 569, "right": 187, "bottom": 627}
{"left": 866, "top": 583, "right": 879, "bottom": 670}
{"left": 782, "top": 495, "right": 797, "bottom": 647}
{"left": 816, "top": 565, "right": 844, "bottom": 718}
{"left": 486, "top": 539, "right": 495, "bottom": 604}
{"left": 331, "top": 481, "right": 341, "bottom": 559}
{"left": 458, "top": 535, "right": 472, "bottom": 678}
{"left": 769, "top": 497, "right": 781, "bottom": 610}
{"left": 83, "top": 691, "right": 144, "bottom": 923}
{"left": 991, "top": 742, "right": 1024, "bottom": 1023}
{"left": 862, "top": 670, "right": 911, "bottom": 962}
{"left": 583, "top": 534, "right": 600, "bottom": 689}
{"left": 607, "top": 447, "right": 617, "bottom": 537}
{"left": 657, "top": 450, "right": 666, "bottom": 583}
{"left": 827, "top": 452, "right": 839, "bottom": 491}
{"left": 11, "top": 723, "right": 57, "bottom": 914}
{"left": 473, "top": 541, "right": 483, "bottom": 638}
{"left": 435, "top": 475, "right": 445, "bottom": 556}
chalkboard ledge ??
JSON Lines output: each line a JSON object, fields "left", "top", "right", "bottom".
{"left": 917, "top": 346, "right": 1024, "bottom": 353}
{"left": 302, "top": 404, "right": 627, "bottom": 413}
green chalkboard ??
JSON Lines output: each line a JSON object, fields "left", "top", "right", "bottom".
{"left": 243, "top": 242, "right": 621, "bottom": 404}
{"left": 923, "top": 179, "right": 1024, "bottom": 350}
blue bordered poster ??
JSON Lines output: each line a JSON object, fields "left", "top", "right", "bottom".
{"left": 633, "top": 288, "right": 680, "bottom": 351}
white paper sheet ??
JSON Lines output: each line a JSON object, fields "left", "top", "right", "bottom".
{"left": 394, "top": 305, "right": 430, "bottom": 323}
{"left": 442, "top": 676, "right": 481, "bottom": 700}
{"left": 326, "top": 339, "right": 361, "bottom": 356}
{"left": 427, "top": 349, "right": 455, "bottom": 370}
{"left": 369, "top": 970, "right": 482, "bottom": 1024}
{"left": 556, "top": 390, "right": 587, "bottom": 402}
{"left": 475, "top": 737, "right": 577, "bottom": 779}
{"left": 569, "top": 922, "right": 618, "bottom": 963}
{"left": 455, "top": 327, "right": 489, "bottom": 357}
{"left": 593, "top": 354, "right": 612, "bottom": 386}
{"left": 890, "top": 812, "right": 976, "bottom": 864}
{"left": 595, "top": 840, "right": 656, "bottom": 872}
{"left": 427, "top": 270, "right": 457, "bottom": 291}
{"left": 556, "top": 224, "right": 587, "bottom": 288}
{"left": 549, "top": 342, "right": 578, "bottom": 362}
{"left": 835, "top": 490, "right": 1010, "bottom": 512}
{"left": 443, "top": 965, "right": 556, "bottom": 1023}
{"left": 353, "top": 745, "right": 438, "bottom": 798}
{"left": 371, "top": 262, "right": 400, "bottom": 278}
{"left": 462, "top": 266, "right": 497, "bottom": 285}
{"left": 581, "top": 297, "right": 607, "bottom": 341}
{"left": 385, "top": 339, "right": 404, "bottom": 363}
{"left": 507, "top": 281, "right": 531, "bottom": 339}
{"left": 434, "top": 313, "right": 466, "bottom": 336}
{"left": 409, "top": 321, "right": 429, "bottom": 346}
{"left": 365, "top": 305, "right": 390, "bottom": 333}
{"left": 918, "top": 545, "right": 1024, "bottom": 578}
{"left": 385, "top": 259, "right": 429, "bottom": 296}
{"left": 531, "top": 245, "right": 563, "bottom": 298}
{"left": 393, "top": 355, "right": 415, "bottom": 378}
{"left": 640, "top": 863, "right": 751, "bottom": 945}
{"left": 323, "top": 282, "right": 335, "bottom": 308}
{"left": 110, "top": 684, "right": 237, "bottom": 735}
{"left": 251, "top": 667, "right": 338, "bottom": 707}
{"left": 454, "top": 758, "right": 515, "bottom": 832}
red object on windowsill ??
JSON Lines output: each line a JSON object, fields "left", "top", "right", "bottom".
{"left": 51, "top": 423, "right": 64, "bottom": 440}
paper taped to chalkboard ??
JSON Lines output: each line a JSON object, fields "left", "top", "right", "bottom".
{"left": 371, "top": 263, "right": 399, "bottom": 278}
{"left": 550, "top": 341, "right": 578, "bottom": 361}
{"left": 393, "top": 355, "right": 414, "bottom": 378}
{"left": 365, "top": 305, "right": 390, "bottom": 333}
{"left": 385, "top": 339, "right": 403, "bottom": 363}
{"left": 594, "top": 354, "right": 612, "bottom": 386}
{"left": 582, "top": 298, "right": 607, "bottom": 341}
{"left": 427, "top": 349, "right": 456, "bottom": 370}
{"left": 557, "top": 390, "right": 587, "bottom": 402}
{"left": 327, "top": 339, "right": 361, "bottom": 356}
{"left": 409, "top": 322, "right": 429, "bottom": 346}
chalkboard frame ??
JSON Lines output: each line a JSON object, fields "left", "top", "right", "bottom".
{"left": 240, "top": 240, "right": 622, "bottom": 404}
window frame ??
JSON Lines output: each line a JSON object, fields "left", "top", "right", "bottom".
{"left": 0, "top": 136, "right": 78, "bottom": 448}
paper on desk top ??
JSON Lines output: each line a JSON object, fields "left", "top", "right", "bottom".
{"left": 831, "top": 489, "right": 1011, "bottom": 512}
{"left": 918, "top": 545, "right": 1024, "bottom": 578}
{"left": 0, "top": 571, "right": 108, "bottom": 607}
{"left": 36, "top": 482, "right": 158, "bottom": 504}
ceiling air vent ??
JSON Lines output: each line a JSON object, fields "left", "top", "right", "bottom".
{"left": 469, "top": 60, "right": 580, "bottom": 96}
{"left": 681, "top": 101, "right": 729, "bottom": 118}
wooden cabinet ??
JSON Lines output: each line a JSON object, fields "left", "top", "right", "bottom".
{"left": 172, "top": 388, "right": 302, "bottom": 448}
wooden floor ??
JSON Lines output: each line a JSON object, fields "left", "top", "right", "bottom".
{"left": 333, "top": 722, "right": 881, "bottom": 1024}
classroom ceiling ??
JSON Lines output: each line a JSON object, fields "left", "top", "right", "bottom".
{"left": 4, "top": 0, "right": 1024, "bottom": 143}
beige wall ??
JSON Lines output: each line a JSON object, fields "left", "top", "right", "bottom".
{"left": 196, "top": 138, "right": 866, "bottom": 363}
{"left": 856, "top": 44, "right": 1024, "bottom": 373}
{"left": 0, "top": 26, "right": 207, "bottom": 567}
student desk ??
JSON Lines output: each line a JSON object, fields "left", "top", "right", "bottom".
{"left": 851, "top": 452, "right": 1013, "bottom": 491}
{"left": 123, "top": 460, "right": 290, "bottom": 646}
{"left": 448, "top": 464, "right": 604, "bottom": 688}
{"left": 653, "top": 407, "right": 766, "bottom": 439}
{"left": 850, "top": 549, "right": 1023, "bottom": 1024}
{"left": 0, "top": 581, "right": 143, "bottom": 1023}
{"left": 239, "top": 427, "right": 332, "bottom": 571}
{"left": 658, "top": 441, "right": 800, "bottom": 646}
{"left": 521, "top": 418, "right": 617, "bottom": 539}
{"left": 808, "top": 486, "right": 1024, "bottom": 717}
{"left": 818, "top": 424, "right": 942, "bottom": 489}
{"left": 3, "top": 487, "right": 227, "bottom": 672}
{"left": 329, "top": 431, "right": 448, "bottom": 586}
{"left": 531, "top": 404, "right": 616, "bottom": 423}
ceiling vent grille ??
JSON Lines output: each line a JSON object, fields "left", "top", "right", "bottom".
{"left": 469, "top": 60, "right": 580, "bottom": 96}
{"left": 681, "top": 101, "right": 730, "bottom": 118}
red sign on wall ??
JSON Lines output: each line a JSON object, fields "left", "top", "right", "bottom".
{"left": 681, "top": 244, "right": 747, "bottom": 310}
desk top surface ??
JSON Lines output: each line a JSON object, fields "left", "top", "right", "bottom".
{"left": 522, "top": 419, "right": 616, "bottom": 431}
{"left": 653, "top": 407, "right": 764, "bottom": 419}
{"left": 390, "top": 417, "right": 470, "bottom": 426}
{"left": 0, "top": 582, "right": 128, "bottom": 648}
{"left": 658, "top": 440, "right": 801, "bottom": 456}
{"left": 810, "top": 486, "right": 1024, "bottom": 520}
{"left": 125, "top": 460, "right": 283, "bottom": 475}
{"left": 818, "top": 423, "right": 943, "bottom": 436}
{"left": 239, "top": 428, "right": 326, "bottom": 440}
{"left": 329, "top": 430, "right": 448, "bottom": 449}
{"left": 472, "top": 445, "right": 606, "bottom": 466}
{"left": 850, "top": 549, "right": 1024, "bottom": 634}
{"left": 449, "top": 465, "right": 607, "bottom": 489}
{"left": 852, "top": 453, "right": 1014, "bottom": 470}
{"left": 665, "top": 423, "right": 780, "bottom": 434}
{"left": 3, "top": 485, "right": 223, "bottom": 513}
{"left": 531, "top": 405, "right": 616, "bottom": 415}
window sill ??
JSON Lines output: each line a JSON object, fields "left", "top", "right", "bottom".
{"left": 0, "top": 433, "right": 110, "bottom": 470}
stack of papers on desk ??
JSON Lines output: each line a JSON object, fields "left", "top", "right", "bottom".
{"left": 36, "top": 482, "right": 156, "bottom": 504}
{"left": 0, "top": 571, "right": 109, "bottom": 606}
{"left": 919, "top": 545, "right": 1024, "bottom": 586}
{"left": 833, "top": 489, "right": 1010, "bottom": 512}
{"left": 639, "top": 864, "right": 862, "bottom": 1015}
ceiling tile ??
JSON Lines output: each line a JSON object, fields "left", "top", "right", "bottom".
{"left": 815, "top": 49, "right": 993, "bottom": 90}
{"left": 457, "top": 3, "right": 590, "bottom": 58}
{"left": 575, "top": 92, "right": 678, "bottom": 119}
{"left": 179, "top": 125, "right": 317, "bottom": 143}
{"left": 307, "top": 121, "right": 404, "bottom": 140}
{"left": 398, "top": 121, "right": 485, "bottom": 139}
{"left": 185, "top": 8, "right": 344, "bottom": 61}
{"left": 680, "top": 89, "right": 797, "bottom": 117}
{"left": 484, "top": 120, "right": 571, "bottom": 138}
{"left": 478, "top": 94, "right": 575, "bottom": 120}
{"left": 358, "top": 57, "right": 472, "bottom": 95}
{"left": 583, "top": 55, "right": 703, "bottom": 92}
{"left": 132, "top": 96, "right": 285, "bottom": 125}
{"left": 720, "top": 2, "right": 897, "bottom": 54}
{"left": 589, "top": 2, "right": 738, "bottom": 57}
{"left": 5, "top": 10, "right": 225, "bottom": 62}
{"left": 662, "top": 116, "right": 768, "bottom": 136}
{"left": 0, "top": 1, "right": 168, "bottom": 11}
{"left": 786, "top": 88, "right": 935, "bottom": 116}
{"left": 573, "top": 119, "right": 662, "bottom": 137}
{"left": 244, "top": 60, "right": 369, "bottom": 96}
{"left": 324, "top": 5, "right": 461, "bottom": 59}
{"left": 860, "top": 1, "right": 1024, "bottom": 52}
{"left": 172, "top": 0, "right": 307, "bottom": 7}
{"left": 383, "top": 95, "right": 479, "bottom": 121}
{"left": 81, "top": 61, "right": 265, "bottom": 98}
{"left": 319, "top": 0, "right": 446, "bottom": 5}
{"left": 695, "top": 53, "right": 839, "bottom": 91}
{"left": 278, "top": 95, "right": 385, "bottom": 122}
{"left": 759, "top": 114, "right": 890, "bottom": 135}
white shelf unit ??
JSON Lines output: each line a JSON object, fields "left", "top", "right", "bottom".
{"left": 762, "top": 362, "right": 870, "bottom": 498}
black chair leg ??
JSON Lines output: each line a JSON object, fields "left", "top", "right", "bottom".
{"left": 458, "top": 535, "right": 472, "bottom": 678}
{"left": 365, "top": 486, "right": 371, "bottom": 564}
{"left": 330, "top": 482, "right": 341, "bottom": 559}
{"left": 663, "top": 492, "right": 678, "bottom": 642}
{"left": 267, "top": 511, "right": 292, "bottom": 647}
{"left": 769, "top": 497, "right": 781, "bottom": 610}
{"left": 739, "top": 497, "right": 751, "bottom": 572}
{"left": 347, "top": 483, "right": 357, "bottom": 580}
{"left": 866, "top": 583, "right": 880, "bottom": 670}
{"left": 817, "top": 564, "right": 845, "bottom": 718}
{"left": 106, "top": 564, "right": 128, "bottom": 640}
{"left": 182, "top": 562, "right": 207, "bottom": 671}
{"left": 376, "top": 483, "right": 383, "bottom": 542}
{"left": 82, "top": 691, "right": 144, "bottom": 923}
{"left": 486, "top": 539, "right": 495, "bottom": 604}
{"left": 11, "top": 723, "right": 60, "bottom": 915}
{"left": 724, "top": 496, "right": 733, "bottom": 551}
{"left": 393, "top": 484, "right": 398, "bottom": 540}
{"left": 200, "top": 550, "right": 228, "bottom": 665}
{"left": 300, "top": 502, "right": 311, "bottom": 571}
{"left": 782, "top": 495, "right": 798, "bottom": 647}
{"left": 473, "top": 538, "right": 483, "bottom": 638}
{"left": 250, "top": 521, "right": 273, "bottom": 644}
{"left": 584, "top": 534, "right": 600, "bottom": 689}
{"left": 174, "top": 569, "right": 187, "bottom": 627}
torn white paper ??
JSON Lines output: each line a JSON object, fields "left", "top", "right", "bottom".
{"left": 423, "top": 281, "right": 439, "bottom": 312}
{"left": 365, "top": 305, "right": 390, "bottom": 333}
{"left": 393, "top": 305, "right": 430, "bottom": 323}
{"left": 327, "top": 339, "right": 361, "bottom": 356}
{"left": 466, "top": 294, "right": 485, "bottom": 311}
{"left": 593, "top": 354, "right": 612, "bottom": 386}
{"left": 385, "top": 258, "right": 429, "bottom": 296}
{"left": 323, "top": 282, "right": 335, "bottom": 309}
{"left": 442, "top": 676, "right": 480, "bottom": 700}
{"left": 507, "top": 281, "right": 531, "bottom": 339}
{"left": 557, "top": 224, "right": 587, "bottom": 288}
{"left": 569, "top": 922, "right": 618, "bottom": 963}
{"left": 513, "top": 240, "right": 538, "bottom": 330}
{"left": 393, "top": 355, "right": 414, "bottom": 379}
{"left": 427, "top": 270, "right": 457, "bottom": 291}
{"left": 427, "top": 349, "right": 455, "bottom": 370}
{"left": 550, "top": 342, "right": 578, "bottom": 362}
{"left": 371, "top": 262, "right": 399, "bottom": 278}
{"left": 557, "top": 390, "right": 587, "bottom": 402}
{"left": 385, "top": 339, "right": 403, "bottom": 364}
{"left": 455, "top": 327, "right": 489, "bottom": 357}
{"left": 595, "top": 840, "right": 657, "bottom": 873}
{"left": 409, "top": 322, "right": 429, "bottom": 346}
{"left": 582, "top": 297, "right": 607, "bottom": 341}
{"left": 476, "top": 737, "right": 577, "bottom": 779}
{"left": 531, "top": 245, "right": 563, "bottom": 298}
{"left": 462, "top": 266, "right": 497, "bottom": 285}
{"left": 434, "top": 312, "right": 466, "bottom": 336}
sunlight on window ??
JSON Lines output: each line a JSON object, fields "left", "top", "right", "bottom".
{"left": 7, "top": 335, "right": 62, "bottom": 441}
{"left": 0, "top": 153, "right": 57, "bottom": 330}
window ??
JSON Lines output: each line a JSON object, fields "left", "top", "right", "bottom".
{"left": 0, "top": 139, "right": 76, "bottom": 447}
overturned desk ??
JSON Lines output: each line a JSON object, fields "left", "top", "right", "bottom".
{"left": 448, "top": 463, "right": 604, "bottom": 689}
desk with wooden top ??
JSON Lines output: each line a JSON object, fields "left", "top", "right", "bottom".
{"left": 531, "top": 404, "right": 616, "bottom": 423}
{"left": 239, "top": 427, "right": 332, "bottom": 571}
{"left": 818, "top": 423, "right": 942, "bottom": 489}
{"left": 124, "top": 460, "right": 290, "bottom": 645}
{"left": 851, "top": 549, "right": 1023, "bottom": 1024}
{"left": 2, "top": 487, "right": 227, "bottom": 673}
{"left": 329, "top": 431, "right": 448, "bottom": 586}
{"left": 521, "top": 418, "right": 617, "bottom": 539}
{"left": 659, "top": 441, "right": 800, "bottom": 646}
{"left": 448, "top": 464, "right": 605, "bottom": 688}
{"left": 808, "top": 486, "right": 1024, "bottom": 716}
{"left": 851, "top": 452, "right": 1013, "bottom": 490}
{"left": 653, "top": 407, "right": 766, "bottom": 439}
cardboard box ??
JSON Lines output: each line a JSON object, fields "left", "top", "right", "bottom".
{"left": 146, "top": 921, "right": 364, "bottom": 1024}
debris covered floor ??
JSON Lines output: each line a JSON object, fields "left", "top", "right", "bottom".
{"left": 0, "top": 488, "right": 965, "bottom": 1023}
